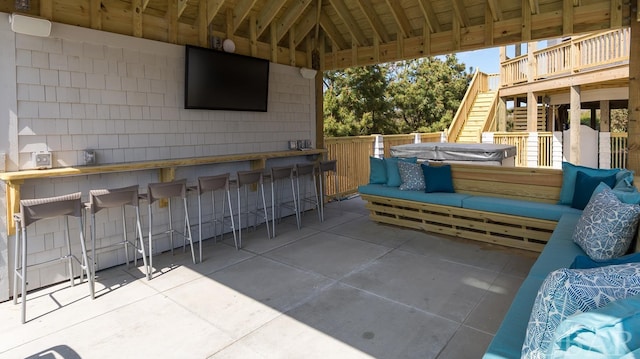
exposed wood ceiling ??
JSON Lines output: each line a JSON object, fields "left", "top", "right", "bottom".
{"left": 1, "top": 0, "right": 631, "bottom": 70}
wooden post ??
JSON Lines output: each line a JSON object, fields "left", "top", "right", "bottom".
{"left": 526, "top": 42, "right": 538, "bottom": 132}
{"left": 628, "top": 8, "right": 640, "bottom": 175}
{"left": 570, "top": 85, "right": 581, "bottom": 164}
{"left": 600, "top": 100, "right": 610, "bottom": 132}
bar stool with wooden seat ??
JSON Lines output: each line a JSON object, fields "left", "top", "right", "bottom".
{"left": 318, "top": 160, "right": 341, "bottom": 222}
{"left": 143, "top": 179, "right": 195, "bottom": 279}
{"left": 86, "top": 185, "right": 148, "bottom": 291}
{"left": 295, "top": 163, "right": 322, "bottom": 225}
{"left": 13, "top": 192, "right": 92, "bottom": 323}
{"left": 265, "top": 165, "right": 300, "bottom": 237}
{"left": 234, "top": 169, "right": 271, "bottom": 248}
{"left": 195, "top": 173, "right": 237, "bottom": 261}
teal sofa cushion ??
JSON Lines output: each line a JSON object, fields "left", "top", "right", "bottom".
{"left": 422, "top": 163, "right": 455, "bottom": 193}
{"left": 570, "top": 253, "right": 640, "bottom": 269}
{"left": 461, "top": 196, "right": 582, "bottom": 222}
{"left": 559, "top": 162, "right": 619, "bottom": 205}
{"left": 369, "top": 156, "right": 387, "bottom": 184}
{"left": 547, "top": 293, "right": 640, "bottom": 358}
{"left": 358, "top": 184, "right": 471, "bottom": 207}
{"left": 571, "top": 171, "right": 616, "bottom": 210}
{"left": 592, "top": 182, "right": 640, "bottom": 204}
{"left": 385, "top": 157, "right": 417, "bottom": 187}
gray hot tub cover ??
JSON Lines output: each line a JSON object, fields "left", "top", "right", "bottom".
{"left": 390, "top": 143, "right": 517, "bottom": 162}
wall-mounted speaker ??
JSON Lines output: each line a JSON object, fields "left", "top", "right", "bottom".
{"left": 9, "top": 13, "right": 51, "bottom": 37}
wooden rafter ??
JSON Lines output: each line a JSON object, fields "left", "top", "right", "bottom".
{"left": 178, "top": 0, "right": 189, "bottom": 19}
{"left": 356, "top": 0, "right": 390, "bottom": 43}
{"left": 319, "top": 10, "right": 348, "bottom": 50}
{"left": 90, "top": 0, "right": 102, "bottom": 30}
{"left": 451, "top": 0, "right": 470, "bottom": 28}
{"left": 384, "top": 0, "right": 413, "bottom": 38}
{"left": 142, "top": 0, "right": 151, "bottom": 11}
{"left": 233, "top": 0, "right": 259, "bottom": 32}
{"left": 133, "top": 0, "right": 143, "bottom": 37}
{"left": 207, "top": 0, "right": 227, "bottom": 25}
{"left": 276, "top": 0, "right": 313, "bottom": 42}
{"left": 199, "top": 0, "right": 208, "bottom": 46}
{"left": 328, "top": 0, "right": 369, "bottom": 46}
{"left": 487, "top": 0, "right": 503, "bottom": 21}
{"left": 417, "top": 0, "right": 441, "bottom": 33}
{"left": 168, "top": 0, "right": 179, "bottom": 43}
{"left": 294, "top": 4, "right": 319, "bottom": 47}
{"left": 528, "top": 0, "right": 540, "bottom": 14}
{"left": 256, "top": 0, "right": 288, "bottom": 37}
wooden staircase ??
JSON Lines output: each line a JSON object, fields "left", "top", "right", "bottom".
{"left": 456, "top": 92, "right": 498, "bottom": 143}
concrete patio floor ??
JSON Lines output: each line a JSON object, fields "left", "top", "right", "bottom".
{"left": 0, "top": 196, "right": 537, "bottom": 358}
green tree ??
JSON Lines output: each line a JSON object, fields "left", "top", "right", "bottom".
{"left": 388, "top": 56, "right": 470, "bottom": 133}
{"left": 323, "top": 65, "right": 392, "bottom": 136}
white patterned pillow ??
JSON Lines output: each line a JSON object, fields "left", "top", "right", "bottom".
{"left": 522, "top": 263, "right": 640, "bottom": 359}
{"left": 572, "top": 187, "right": 640, "bottom": 261}
{"left": 397, "top": 161, "right": 425, "bottom": 191}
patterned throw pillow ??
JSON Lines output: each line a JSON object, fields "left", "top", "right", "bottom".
{"left": 572, "top": 188, "right": 640, "bottom": 261}
{"left": 521, "top": 263, "right": 640, "bottom": 359}
{"left": 397, "top": 161, "right": 425, "bottom": 191}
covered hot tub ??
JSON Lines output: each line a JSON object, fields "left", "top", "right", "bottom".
{"left": 390, "top": 143, "right": 517, "bottom": 166}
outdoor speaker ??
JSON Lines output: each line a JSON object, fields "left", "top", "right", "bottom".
{"left": 9, "top": 13, "right": 51, "bottom": 37}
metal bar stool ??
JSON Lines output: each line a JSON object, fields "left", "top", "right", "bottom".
{"left": 235, "top": 169, "right": 271, "bottom": 248}
{"left": 13, "top": 192, "right": 92, "bottom": 323}
{"left": 86, "top": 185, "right": 148, "bottom": 292}
{"left": 318, "top": 160, "right": 340, "bottom": 222}
{"left": 143, "top": 179, "right": 195, "bottom": 280}
{"left": 265, "top": 165, "right": 300, "bottom": 237}
{"left": 196, "top": 173, "right": 237, "bottom": 261}
{"left": 295, "top": 163, "right": 322, "bottom": 225}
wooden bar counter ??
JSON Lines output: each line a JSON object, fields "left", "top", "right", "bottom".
{"left": 0, "top": 149, "right": 325, "bottom": 235}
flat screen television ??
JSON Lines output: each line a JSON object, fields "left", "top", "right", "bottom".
{"left": 184, "top": 45, "right": 270, "bottom": 111}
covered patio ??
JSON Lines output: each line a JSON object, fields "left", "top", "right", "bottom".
{"left": 0, "top": 198, "right": 536, "bottom": 358}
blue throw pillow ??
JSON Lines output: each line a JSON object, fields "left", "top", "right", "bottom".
{"left": 570, "top": 253, "right": 640, "bottom": 269}
{"left": 547, "top": 293, "right": 640, "bottom": 358}
{"left": 572, "top": 188, "right": 640, "bottom": 261}
{"left": 522, "top": 263, "right": 640, "bottom": 359}
{"left": 421, "top": 163, "right": 454, "bottom": 193}
{"left": 571, "top": 171, "right": 616, "bottom": 210}
{"left": 369, "top": 156, "right": 387, "bottom": 184}
{"left": 591, "top": 182, "right": 640, "bottom": 205}
{"left": 614, "top": 169, "right": 636, "bottom": 192}
{"left": 398, "top": 161, "right": 425, "bottom": 191}
{"left": 559, "top": 162, "right": 619, "bottom": 205}
{"left": 385, "top": 157, "right": 417, "bottom": 187}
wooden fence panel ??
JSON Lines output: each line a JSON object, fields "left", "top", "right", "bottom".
{"left": 382, "top": 134, "right": 415, "bottom": 157}
{"left": 323, "top": 136, "right": 375, "bottom": 197}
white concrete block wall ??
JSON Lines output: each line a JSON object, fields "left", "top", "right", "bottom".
{"left": 526, "top": 132, "right": 539, "bottom": 168}
{"left": 552, "top": 132, "right": 563, "bottom": 169}
{"left": 599, "top": 132, "right": 612, "bottom": 169}
{"left": 0, "top": 18, "right": 317, "bottom": 299}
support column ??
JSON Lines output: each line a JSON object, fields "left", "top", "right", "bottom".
{"left": 526, "top": 42, "right": 538, "bottom": 132}
{"left": 498, "top": 97, "right": 507, "bottom": 131}
{"left": 570, "top": 85, "right": 581, "bottom": 164}
{"left": 600, "top": 100, "right": 610, "bottom": 132}
{"left": 628, "top": 10, "right": 640, "bottom": 175}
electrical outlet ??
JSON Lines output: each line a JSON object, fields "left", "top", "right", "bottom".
{"left": 84, "top": 150, "right": 96, "bottom": 166}
{"left": 32, "top": 151, "right": 52, "bottom": 169}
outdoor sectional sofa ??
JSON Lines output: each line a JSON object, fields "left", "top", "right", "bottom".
{"left": 358, "top": 160, "right": 640, "bottom": 358}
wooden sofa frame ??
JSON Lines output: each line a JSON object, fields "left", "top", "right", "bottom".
{"left": 360, "top": 163, "right": 565, "bottom": 252}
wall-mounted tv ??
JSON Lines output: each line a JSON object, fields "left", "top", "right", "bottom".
{"left": 184, "top": 45, "right": 270, "bottom": 111}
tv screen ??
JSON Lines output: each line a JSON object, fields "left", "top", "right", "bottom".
{"left": 184, "top": 45, "right": 270, "bottom": 111}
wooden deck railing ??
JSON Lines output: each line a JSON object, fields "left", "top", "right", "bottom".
{"left": 382, "top": 134, "right": 415, "bottom": 158}
{"left": 447, "top": 70, "right": 498, "bottom": 142}
{"left": 538, "top": 133, "right": 554, "bottom": 167}
{"left": 611, "top": 132, "right": 628, "bottom": 169}
{"left": 501, "top": 28, "right": 630, "bottom": 87}
{"left": 323, "top": 136, "right": 375, "bottom": 198}
{"left": 493, "top": 132, "right": 528, "bottom": 167}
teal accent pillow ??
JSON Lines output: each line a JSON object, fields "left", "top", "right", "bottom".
{"left": 369, "top": 156, "right": 387, "bottom": 184}
{"left": 397, "top": 161, "right": 425, "bottom": 191}
{"left": 571, "top": 171, "right": 616, "bottom": 210}
{"left": 421, "top": 163, "right": 454, "bottom": 193}
{"left": 572, "top": 188, "right": 640, "bottom": 261}
{"left": 385, "top": 157, "right": 417, "bottom": 187}
{"left": 547, "top": 293, "right": 640, "bottom": 358}
{"left": 521, "top": 263, "right": 640, "bottom": 359}
{"left": 559, "top": 162, "right": 619, "bottom": 205}
{"left": 614, "top": 169, "right": 636, "bottom": 192}
{"left": 570, "top": 253, "right": 640, "bottom": 269}
{"left": 591, "top": 182, "right": 640, "bottom": 204}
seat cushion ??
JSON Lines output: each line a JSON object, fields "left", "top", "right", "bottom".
{"left": 462, "top": 196, "right": 582, "bottom": 222}
{"left": 358, "top": 184, "right": 470, "bottom": 207}
{"left": 558, "top": 162, "right": 619, "bottom": 206}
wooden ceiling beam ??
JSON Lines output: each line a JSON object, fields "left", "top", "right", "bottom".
{"left": 522, "top": 0, "right": 532, "bottom": 41}
{"left": 417, "top": 0, "right": 441, "bottom": 33}
{"left": 207, "top": 0, "right": 227, "bottom": 25}
{"left": 233, "top": 0, "right": 259, "bottom": 32}
{"left": 256, "top": 0, "right": 287, "bottom": 38}
{"left": 91, "top": 0, "right": 102, "bottom": 30}
{"left": 328, "top": 0, "right": 369, "bottom": 46}
{"left": 487, "top": 0, "right": 502, "bottom": 21}
{"left": 276, "top": 0, "right": 313, "bottom": 42}
{"left": 294, "top": 4, "right": 318, "bottom": 47}
{"left": 385, "top": 0, "right": 414, "bottom": 37}
{"left": 142, "top": 0, "right": 151, "bottom": 12}
{"left": 168, "top": 0, "right": 179, "bottom": 43}
{"left": 451, "top": 0, "right": 470, "bottom": 28}
{"left": 133, "top": 0, "right": 143, "bottom": 37}
{"left": 199, "top": 0, "right": 208, "bottom": 46}
{"left": 320, "top": 10, "right": 348, "bottom": 50}
{"left": 528, "top": 0, "right": 540, "bottom": 14}
{"left": 177, "top": 0, "right": 188, "bottom": 19}
{"left": 356, "top": 0, "right": 390, "bottom": 43}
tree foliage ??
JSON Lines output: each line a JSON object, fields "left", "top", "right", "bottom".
{"left": 323, "top": 55, "right": 471, "bottom": 136}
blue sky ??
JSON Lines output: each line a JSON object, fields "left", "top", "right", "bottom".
{"left": 454, "top": 47, "right": 501, "bottom": 74}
